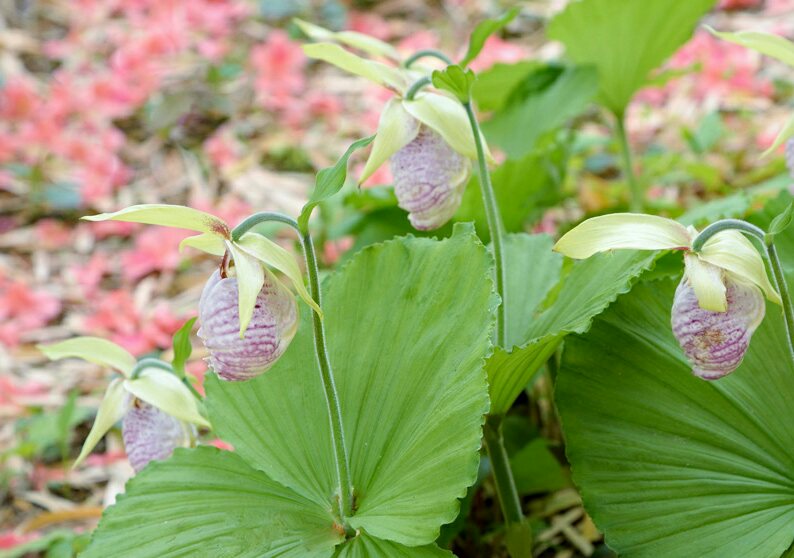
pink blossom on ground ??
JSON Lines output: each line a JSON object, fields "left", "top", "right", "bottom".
{"left": 0, "top": 276, "right": 61, "bottom": 347}
{"left": 397, "top": 30, "right": 439, "bottom": 56}
{"left": 467, "top": 36, "right": 527, "bottom": 72}
{"left": 204, "top": 129, "right": 244, "bottom": 169}
{"left": 80, "top": 290, "right": 185, "bottom": 355}
{"left": 250, "top": 30, "right": 307, "bottom": 111}
{"left": 348, "top": 11, "right": 393, "bottom": 41}
{"left": 34, "top": 219, "right": 73, "bottom": 249}
{"left": 0, "top": 531, "right": 38, "bottom": 550}
{"left": 84, "top": 220, "right": 140, "bottom": 239}
{"left": 0, "top": 376, "right": 49, "bottom": 413}
{"left": 192, "top": 196, "right": 252, "bottom": 230}
{"left": 120, "top": 227, "right": 190, "bottom": 281}
{"left": 718, "top": 0, "right": 761, "bottom": 9}
{"left": 209, "top": 438, "right": 234, "bottom": 451}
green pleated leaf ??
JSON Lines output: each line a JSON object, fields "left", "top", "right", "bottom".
{"left": 207, "top": 224, "right": 494, "bottom": 546}
{"left": 557, "top": 278, "right": 794, "bottom": 557}
{"left": 83, "top": 447, "right": 343, "bottom": 558}
{"left": 459, "top": 7, "right": 520, "bottom": 68}
{"left": 489, "top": 249, "right": 657, "bottom": 414}
{"left": 548, "top": 0, "right": 716, "bottom": 116}
{"left": 334, "top": 534, "right": 451, "bottom": 557}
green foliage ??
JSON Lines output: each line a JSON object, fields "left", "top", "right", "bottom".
{"left": 510, "top": 438, "right": 569, "bottom": 495}
{"left": 431, "top": 65, "right": 475, "bottom": 103}
{"left": 459, "top": 7, "right": 520, "bottom": 68}
{"left": 767, "top": 200, "right": 794, "bottom": 244}
{"left": 547, "top": 0, "right": 716, "bottom": 117}
{"left": 556, "top": 278, "right": 794, "bottom": 557}
{"left": 170, "top": 317, "right": 196, "bottom": 377}
{"left": 481, "top": 64, "right": 597, "bottom": 159}
{"left": 298, "top": 135, "right": 375, "bottom": 232}
{"left": 488, "top": 248, "right": 658, "bottom": 414}
{"left": 85, "top": 226, "right": 495, "bottom": 555}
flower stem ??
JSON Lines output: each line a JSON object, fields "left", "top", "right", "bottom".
{"left": 404, "top": 49, "right": 454, "bottom": 68}
{"left": 615, "top": 113, "right": 643, "bottom": 212}
{"left": 463, "top": 101, "right": 523, "bottom": 531}
{"left": 232, "top": 213, "right": 354, "bottom": 531}
{"left": 464, "top": 102, "right": 507, "bottom": 348}
{"left": 483, "top": 415, "right": 523, "bottom": 525}
{"left": 693, "top": 219, "right": 794, "bottom": 362}
{"left": 405, "top": 76, "right": 432, "bottom": 101}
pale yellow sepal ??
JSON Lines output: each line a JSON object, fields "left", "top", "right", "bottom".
{"left": 124, "top": 368, "right": 210, "bottom": 428}
{"left": 302, "top": 42, "right": 407, "bottom": 91}
{"left": 180, "top": 232, "right": 227, "bottom": 256}
{"left": 402, "top": 93, "right": 496, "bottom": 164}
{"left": 38, "top": 337, "right": 136, "bottom": 377}
{"left": 761, "top": 113, "right": 794, "bottom": 158}
{"left": 236, "top": 232, "right": 322, "bottom": 317}
{"left": 699, "top": 230, "right": 781, "bottom": 305}
{"left": 359, "top": 98, "right": 420, "bottom": 184}
{"left": 553, "top": 214, "right": 693, "bottom": 259}
{"left": 226, "top": 241, "right": 265, "bottom": 338}
{"left": 684, "top": 254, "right": 727, "bottom": 312}
{"left": 82, "top": 204, "right": 230, "bottom": 238}
{"left": 706, "top": 26, "right": 794, "bottom": 67}
{"left": 73, "top": 378, "right": 127, "bottom": 468}
{"left": 293, "top": 18, "right": 400, "bottom": 61}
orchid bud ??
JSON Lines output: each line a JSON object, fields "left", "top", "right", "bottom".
{"left": 390, "top": 126, "right": 471, "bottom": 231}
{"left": 197, "top": 269, "right": 298, "bottom": 381}
{"left": 122, "top": 398, "right": 194, "bottom": 472}
{"left": 671, "top": 275, "right": 765, "bottom": 380}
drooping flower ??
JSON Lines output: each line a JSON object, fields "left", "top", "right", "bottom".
{"left": 82, "top": 204, "right": 318, "bottom": 380}
{"left": 198, "top": 270, "right": 298, "bottom": 381}
{"left": 554, "top": 214, "right": 781, "bottom": 379}
{"left": 39, "top": 337, "right": 209, "bottom": 470}
{"left": 296, "top": 19, "right": 494, "bottom": 230}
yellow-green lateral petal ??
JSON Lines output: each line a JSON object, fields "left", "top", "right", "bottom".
{"left": 73, "top": 378, "right": 128, "bottom": 468}
{"left": 302, "top": 42, "right": 406, "bottom": 91}
{"left": 236, "top": 234, "right": 322, "bottom": 317}
{"left": 762, "top": 113, "right": 794, "bottom": 158}
{"left": 38, "top": 337, "right": 136, "bottom": 377}
{"left": 124, "top": 369, "right": 210, "bottom": 428}
{"left": 180, "top": 233, "right": 226, "bottom": 256}
{"left": 706, "top": 26, "right": 794, "bottom": 67}
{"left": 698, "top": 230, "right": 781, "bottom": 305}
{"left": 402, "top": 93, "right": 496, "bottom": 163}
{"left": 82, "top": 204, "right": 230, "bottom": 238}
{"left": 359, "top": 98, "right": 420, "bottom": 184}
{"left": 553, "top": 213, "right": 693, "bottom": 259}
{"left": 227, "top": 241, "right": 265, "bottom": 337}
{"left": 293, "top": 18, "right": 400, "bottom": 60}
{"left": 684, "top": 254, "right": 727, "bottom": 312}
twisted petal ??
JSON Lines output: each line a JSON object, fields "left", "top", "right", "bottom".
{"left": 684, "top": 254, "right": 727, "bottom": 312}
{"left": 359, "top": 99, "right": 420, "bottom": 184}
{"left": 671, "top": 276, "right": 765, "bottom": 380}
{"left": 122, "top": 399, "right": 195, "bottom": 472}
{"left": 227, "top": 241, "right": 265, "bottom": 336}
{"left": 302, "top": 43, "right": 406, "bottom": 91}
{"left": 402, "top": 94, "right": 495, "bottom": 164}
{"left": 38, "top": 337, "right": 136, "bottom": 377}
{"left": 74, "top": 378, "right": 128, "bottom": 468}
{"left": 390, "top": 126, "right": 471, "bottom": 231}
{"left": 124, "top": 368, "right": 210, "bottom": 428}
{"left": 197, "top": 270, "right": 299, "bottom": 381}
{"left": 698, "top": 230, "right": 781, "bottom": 305}
{"left": 293, "top": 18, "right": 399, "bottom": 60}
{"left": 706, "top": 27, "right": 794, "bottom": 67}
{"left": 553, "top": 213, "right": 693, "bottom": 259}
{"left": 82, "top": 204, "right": 230, "bottom": 238}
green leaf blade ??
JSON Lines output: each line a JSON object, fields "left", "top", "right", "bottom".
{"left": 82, "top": 447, "right": 342, "bottom": 558}
{"left": 460, "top": 7, "right": 520, "bottom": 68}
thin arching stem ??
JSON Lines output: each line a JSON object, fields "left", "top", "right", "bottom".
{"left": 405, "top": 76, "right": 432, "bottom": 101}
{"left": 232, "top": 213, "right": 354, "bottom": 532}
{"left": 404, "top": 49, "right": 453, "bottom": 68}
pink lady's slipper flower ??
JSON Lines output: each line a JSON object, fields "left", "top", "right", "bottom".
{"left": 295, "top": 19, "right": 494, "bottom": 230}
{"left": 39, "top": 337, "right": 209, "bottom": 471}
{"left": 554, "top": 214, "right": 781, "bottom": 379}
{"left": 82, "top": 205, "right": 318, "bottom": 380}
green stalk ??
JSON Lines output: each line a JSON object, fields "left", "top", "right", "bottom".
{"left": 232, "top": 214, "right": 354, "bottom": 532}
{"left": 464, "top": 102, "right": 507, "bottom": 348}
{"left": 404, "top": 49, "right": 453, "bottom": 68}
{"left": 615, "top": 113, "right": 643, "bottom": 212}
{"left": 483, "top": 415, "right": 524, "bottom": 525}
{"left": 463, "top": 102, "right": 522, "bottom": 530}
{"left": 692, "top": 219, "right": 794, "bottom": 362}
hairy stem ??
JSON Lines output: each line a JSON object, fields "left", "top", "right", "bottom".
{"left": 463, "top": 101, "right": 523, "bottom": 531}
{"left": 483, "top": 415, "right": 523, "bottom": 524}
{"left": 615, "top": 113, "right": 643, "bottom": 212}
{"left": 232, "top": 213, "right": 354, "bottom": 531}
{"left": 404, "top": 49, "right": 453, "bottom": 68}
